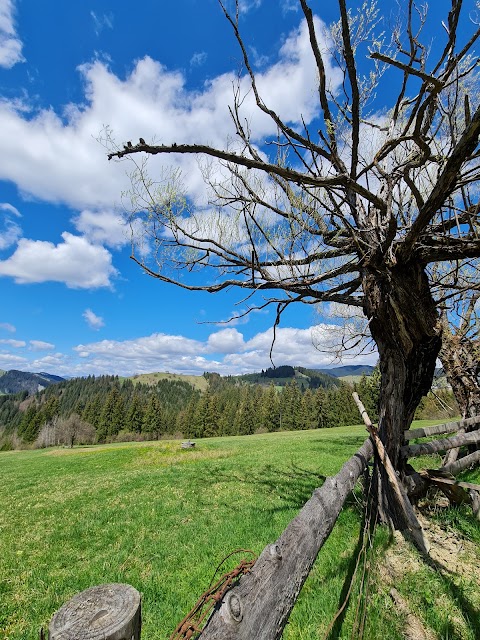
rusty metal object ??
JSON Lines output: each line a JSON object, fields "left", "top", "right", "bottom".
{"left": 169, "top": 550, "right": 257, "bottom": 640}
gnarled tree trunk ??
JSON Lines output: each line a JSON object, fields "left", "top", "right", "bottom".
{"left": 440, "top": 323, "right": 480, "bottom": 465}
{"left": 362, "top": 260, "right": 442, "bottom": 526}
{"left": 440, "top": 321, "right": 480, "bottom": 419}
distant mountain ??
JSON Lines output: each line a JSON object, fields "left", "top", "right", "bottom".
{"left": 235, "top": 366, "right": 340, "bottom": 390}
{"left": 0, "top": 370, "right": 65, "bottom": 395}
{"left": 316, "top": 365, "right": 376, "bottom": 378}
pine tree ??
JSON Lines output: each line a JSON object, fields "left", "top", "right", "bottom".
{"left": 143, "top": 395, "right": 165, "bottom": 439}
{"left": 126, "top": 393, "right": 144, "bottom": 434}
{"left": 261, "top": 385, "right": 279, "bottom": 432}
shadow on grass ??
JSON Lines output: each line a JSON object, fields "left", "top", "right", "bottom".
{"left": 196, "top": 461, "right": 327, "bottom": 512}
{"left": 420, "top": 553, "right": 480, "bottom": 638}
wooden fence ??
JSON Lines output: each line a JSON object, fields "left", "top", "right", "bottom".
{"left": 46, "top": 409, "right": 480, "bottom": 639}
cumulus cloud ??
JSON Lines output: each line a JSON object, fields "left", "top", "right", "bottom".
{"left": 0, "top": 322, "right": 15, "bottom": 332}
{"left": 69, "top": 322, "right": 377, "bottom": 377}
{"left": 207, "top": 328, "right": 245, "bottom": 354}
{"left": 29, "top": 340, "right": 55, "bottom": 351}
{"left": 83, "top": 308, "right": 105, "bottom": 330}
{"left": 0, "top": 0, "right": 24, "bottom": 68}
{"left": 0, "top": 338, "right": 25, "bottom": 347}
{"left": 0, "top": 232, "right": 118, "bottom": 288}
{"left": 0, "top": 15, "right": 341, "bottom": 212}
{"left": 0, "top": 351, "right": 27, "bottom": 368}
{"left": 73, "top": 209, "right": 128, "bottom": 248}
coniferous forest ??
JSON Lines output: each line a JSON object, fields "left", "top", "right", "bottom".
{"left": 0, "top": 369, "right": 456, "bottom": 450}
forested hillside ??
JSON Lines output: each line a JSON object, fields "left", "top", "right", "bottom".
{"left": 0, "top": 370, "right": 65, "bottom": 395}
{"left": 0, "top": 369, "right": 456, "bottom": 451}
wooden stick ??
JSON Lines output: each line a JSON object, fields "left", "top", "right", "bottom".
{"left": 440, "top": 449, "right": 480, "bottom": 475}
{"left": 404, "top": 416, "right": 480, "bottom": 440}
{"left": 402, "top": 430, "right": 480, "bottom": 458}
{"left": 352, "top": 393, "right": 430, "bottom": 554}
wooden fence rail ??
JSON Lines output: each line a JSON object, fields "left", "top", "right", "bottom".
{"left": 47, "top": 438, "right": 374, "bottom": 640}
{"left": 404, "top": 415, "right": 480, "bottom": 441}
{"left": 402, "top": 429, "right": 480, "bottom": 458}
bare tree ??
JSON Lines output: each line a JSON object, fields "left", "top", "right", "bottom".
{"left": 57, "top": 414, "right": 95, "bottom": 448}
{"left": 108, "top": 0, "right": 480, "bottom": 525}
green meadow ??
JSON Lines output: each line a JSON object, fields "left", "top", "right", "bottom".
{"left": 1, "top": 423, "right": 479, "bottom": 639}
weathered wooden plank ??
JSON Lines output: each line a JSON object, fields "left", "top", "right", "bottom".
{"left": 200, "top": 438, "right": 374, "bottom": 640}
{"left": 419, "top": 471, "right": 480, "bottom": 493}
{"left": 441, "top": 449, "right": 480, "bottom": 475}
{"left": 402, "top": 430, "right": 480, "bottom": 458}
{"left": 49, "top": 583, "right": 141, "bottom": 640}
{"left": 404, "top": 416, "right": 480, "bottom": 441}
{"left": 352, "top": 393, "right": 429, "bottom": 554}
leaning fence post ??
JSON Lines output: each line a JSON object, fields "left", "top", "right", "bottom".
{"left": 48, "top": 583, "right": 141, "bottom": 639}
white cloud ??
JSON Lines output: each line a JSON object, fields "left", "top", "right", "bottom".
{"left": 0, "top": 232, "right": 118, "bottom": 288}
{"left": 83, "top": 308, "right": 105, "bottom": 330}
{"left": 238, "top": 0, "right": 262, "bottom": 13}
{"left": 0, "top": 16, "right": 341, "bottom": 212}
{"left": 0, "top": 0, "right": 24, "bottom": 68}
{"left": 0, "top": 202, "right": 22, "bottom": 250}
{"left": 0, "top": 322, "right": 15, "bottom": 332}
{"left": 190, "top": 51, "right": 207, "bottom": 67}
{"left": 0, "top": 338, "right": 25, "bottom": 347}
{"left": 69, "top": 323, "right": 377, "bottom": 377}
{"left": 0, "top": 202, "right": 21, "bottom": 217}
{"left": 91, "top": 11, "right": 113, "bottom": 36}
{"left": 281, "top": 0, "right": 299, "bottom": 13}
{"left": 73, "top": 209, "right": 128, "bottom": 248}
{"left": 0, "top": 351, "right": 27, "bottom": 368}
{"left": 207, "top": 328, "right": 245, "bottom": 353}
{"left": 29, "top": 340, "right": 55, "bottom": 351}
{"left": 0, "top": 211, "right": 22, "bottom": 251}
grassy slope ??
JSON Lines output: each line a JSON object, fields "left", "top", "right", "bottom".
{"left": 126, "top": 371, "right": 209, "bottom": 392}
{"left": 1, "top": 423, "right": 478, "bottom": 639}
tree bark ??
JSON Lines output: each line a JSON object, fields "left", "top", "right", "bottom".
{"left": 405, "top": 416, "right": 480, "bottom": 440}
{"left": 440, "top": 322, "right": 480, "bottom": 420}
{"left": 440, "top": 449, "right": 480, "bottom": 475}
{"left": 402, "top": 429, "right": 480, "bottom": 458}
{"left": 440, "top": 322, "right": 480, "bottom": 465}
{"left": 362, "top": 260, "right": 442, "bottom": 526}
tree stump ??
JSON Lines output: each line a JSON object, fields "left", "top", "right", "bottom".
{"left": 49, "top": 583, "right": 141, "bottom": 640}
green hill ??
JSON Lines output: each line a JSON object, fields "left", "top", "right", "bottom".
{"left": 127, "top": 371, "right": 209, "bottom": 392}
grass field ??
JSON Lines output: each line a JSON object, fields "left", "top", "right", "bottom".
{"left": 1, "top": 423, "right": 479, "bottom": 639}
{"left": 126, "top": 372, "right": 209, "bottom": 392}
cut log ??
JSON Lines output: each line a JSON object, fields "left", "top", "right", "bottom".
{"left": 440, "top": 449, "right": 480, "bottom": 475}
{"left": 49, "top": 583, "right": 141, "bottom": 640}
{"left": 442, "top": 428, "right": 465, "bottom": 466}
{"left": 402, "top": 430, "right": 480, "bottom": 458}
{"left": 404, "top": 416, "right": 480, "bottom": 440}
{"left": 200, "top": 438, "right": 374, "bottom": 640}
{"left": 352, "top": 393, "right": 429, "bottom": 554}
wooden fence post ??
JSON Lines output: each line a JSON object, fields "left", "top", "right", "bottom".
{"left": 49, "top": 583, "right": 141, "bottom": 640}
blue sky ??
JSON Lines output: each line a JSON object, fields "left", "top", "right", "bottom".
{"left": 0, "top": 0, "right": 465, "bottom": 377}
